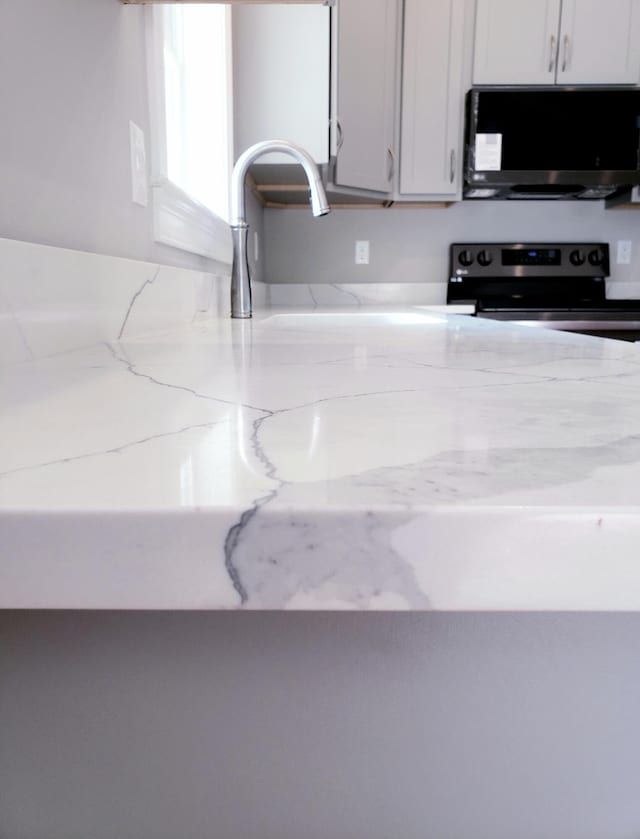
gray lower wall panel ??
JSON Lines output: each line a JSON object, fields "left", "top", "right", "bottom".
{"left": 1, "top": 611, "right": 639, "bottom": 839}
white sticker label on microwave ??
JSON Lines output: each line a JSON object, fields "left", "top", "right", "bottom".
{"left": 475, "top": 133, "right": 502, "bottom": 171}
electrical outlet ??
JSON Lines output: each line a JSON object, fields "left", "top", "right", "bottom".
{"left": 355, "top": 240, "right": 370, "bottom": 265}
{"left": 129, "top": 121, "right": 148, "bottom": 207}
{"left": 617, "top": 240, "right": 632, "bottom": 264}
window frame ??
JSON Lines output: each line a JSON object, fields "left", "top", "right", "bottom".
{"left": 145, "top": 5, "right": 233, "bottom": 265}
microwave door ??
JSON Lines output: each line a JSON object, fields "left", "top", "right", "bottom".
{"left": 467, "top": 88, "right": 640, "bottom": 187}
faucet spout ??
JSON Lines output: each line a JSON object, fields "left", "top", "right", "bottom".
{"left": 230, "top": 140, "right": 330, "bottom": 318}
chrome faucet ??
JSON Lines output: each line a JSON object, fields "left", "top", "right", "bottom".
{"left": 230, "top": 140, "right": 331, "bottom": 318}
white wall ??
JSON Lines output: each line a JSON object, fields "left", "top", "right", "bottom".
{"left": 1, "top": 611, "right": 640, "bottom": 839}
{"left": 264, "top": 202, "right": 640, "bottom": 299}
{"left": 0, "top": 0, "right": 264, "bottom": 274}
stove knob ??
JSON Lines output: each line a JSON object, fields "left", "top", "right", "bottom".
{"left": 569, "top": 249, "right": 586, "bottom": 266}
{"left": 588, "top": 248, "right": 604, "bottom": 266}
{"left": 458, "top": 250, "right": 474, "bottom": 267}
{"left": 477, "top": 249, "right": 493, "bottom": 267}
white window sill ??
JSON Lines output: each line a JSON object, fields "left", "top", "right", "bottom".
{"left": 152, "top": 176, "right": 233, "bottom": 265}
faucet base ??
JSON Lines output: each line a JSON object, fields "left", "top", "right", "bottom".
{"left": 230, "top": 224, "right": 252, "bottom": 319}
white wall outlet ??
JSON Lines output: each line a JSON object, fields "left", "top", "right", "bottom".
{"left": 355, "top": 240, "right": 370, "bottom": 265}
{"left": 129, "top": 120, "right": 148, "bottom": 207}
{"left": 617, "top": 240, "right": 632, "bottom": 265}
{"left": 253, "top": 231, "right": 260, "bottom": 263}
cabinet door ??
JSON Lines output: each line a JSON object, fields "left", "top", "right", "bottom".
{"left": 558, "top": 0, "right": 640, "bottom": 84}
{"left": 232, "top": 5, "right": 330, "bottom": 164}
{"left": 333, "top": 0, "right": 399, "bottom": 192}
{"left": 400, "top": 0, "right": 466, "bottom": 198}
{"left": 473, "top": 0, "right": 562, "bottom": 85}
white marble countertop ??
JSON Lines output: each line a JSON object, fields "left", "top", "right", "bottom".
{"left": 4, "top": 304, "right": 640, "bottom": 611}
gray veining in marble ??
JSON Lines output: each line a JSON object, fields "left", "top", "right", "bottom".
{"left": 4, "top": 288, "right": 640, "bottom": 610}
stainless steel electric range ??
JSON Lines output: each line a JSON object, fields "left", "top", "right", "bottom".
{"left": 448, "top": 242, "right": 640, "bottom": 341}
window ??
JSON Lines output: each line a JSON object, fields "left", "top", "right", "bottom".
{"left": 146, "top": 5, "right": 233, "bottom": 264}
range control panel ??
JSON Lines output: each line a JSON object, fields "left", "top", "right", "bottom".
{"left": 448, "top": 243, "right": 610, "bottom": 307}
{"left": 450, "top": 243, "right": 610, "bottom": 279}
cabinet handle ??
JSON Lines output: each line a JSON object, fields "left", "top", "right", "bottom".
{"left": 561, "top": 34, "right": 570, "bottom": 72}
{"left": 450, "top": 148, "right": 456, "bottom": 184}
{"left": 548, "top": 34, "right": 556, "bottom": 73}
{"left": 387, "top": 146, "right": 396, "bottom": 182}
{"left": 336, "top": 117, "right": 344, "bottom": 152}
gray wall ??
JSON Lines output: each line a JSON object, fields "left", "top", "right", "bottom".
{"left": 1, "top": 611, "right": 640, "bottom": 839}
{"left": 0, "top": 0, "right": 261, "bottom": 273}
{"left": 264, "top": 201, "right": 640, "bottom": 297}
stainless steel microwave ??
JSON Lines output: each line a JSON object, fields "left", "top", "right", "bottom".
{"left": 464, "top": 87, "right": 640, "bottom": 200}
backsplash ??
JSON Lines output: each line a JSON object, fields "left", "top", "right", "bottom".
{"left": 0, "top": 237, "right": 235, "bottom": 364}
{"left": 265, "top": 282, "right": 443, "bottom": 306}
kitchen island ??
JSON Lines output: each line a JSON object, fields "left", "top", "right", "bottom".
{"left": 3, "top": 305, "right": 640, "bottom": 611}
{"left": 3, "top": 284, "right": 640, "bottom": 839}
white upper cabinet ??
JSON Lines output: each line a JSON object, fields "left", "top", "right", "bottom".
{"left": 558, "top": 0, "right": 640, "bottom": 84}
{"left": 473, "top": 0, "right": 640, "bottom": 85}
{"left": 232, "top": 5, "right": 330, "bottom": 164}
{"left": 473, "top": 0, "right": 562, "bottom": 85}
{"left": 231, "top": 0, "right": 469, "bottom": 202}
{"left": 333, "top": 0, "right": 400, "bottom": 193}
{"left": 400, "top": 0, "right": 468, "bottom": 198}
